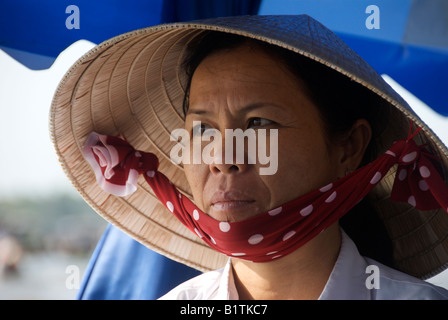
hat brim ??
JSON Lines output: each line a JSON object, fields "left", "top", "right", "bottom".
{"left": 50, "top": 15, "right": 448, "bottom": 278}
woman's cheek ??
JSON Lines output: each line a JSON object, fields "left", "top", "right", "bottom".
{"left": 184, "top": 163, "right": 207, "bottom": 211}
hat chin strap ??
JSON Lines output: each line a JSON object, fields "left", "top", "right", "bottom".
{"left": 82, "top": 125, "right": 448, "bottom": 263}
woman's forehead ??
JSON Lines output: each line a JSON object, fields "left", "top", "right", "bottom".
{"left": 193, "top": 43, "right": 297, "bottom": 80}
{"left": 189, "top": 44, "right": 310, "bottom": 110}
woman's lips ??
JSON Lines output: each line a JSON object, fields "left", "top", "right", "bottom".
{"left": 211, "top": 200, "right": 255, "bottom": 211}
{"left": 208, "top": 191, "right": 257, "bottom": 219}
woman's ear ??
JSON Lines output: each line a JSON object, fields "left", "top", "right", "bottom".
{"left": 338, "top": 119, "right": 372, "bottom": 176}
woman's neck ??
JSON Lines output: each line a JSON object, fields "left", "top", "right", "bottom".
{"left": 231, "top": 223, "right": 341, "bottom": 300}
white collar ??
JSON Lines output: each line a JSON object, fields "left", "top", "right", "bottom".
{"left": 317, "top": 230, "right": 371, "bottom": 299}
{"left": 216, "top": 230, "right": 369, "bottom": 300}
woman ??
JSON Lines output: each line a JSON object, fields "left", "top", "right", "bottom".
{"left": 51, "top": 15, "right": 448, "bottom": 299}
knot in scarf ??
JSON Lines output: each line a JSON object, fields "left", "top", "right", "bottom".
{"left": 387, "top": 135, "right": 446, "bottom": 211}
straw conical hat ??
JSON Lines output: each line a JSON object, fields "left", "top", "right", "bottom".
{"left": 50, "top": 15, "right": 448, "bottom": 278}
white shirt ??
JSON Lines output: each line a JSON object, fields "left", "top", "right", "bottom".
{"left": 159, "top": 230, "right": 448, "bottom": 300}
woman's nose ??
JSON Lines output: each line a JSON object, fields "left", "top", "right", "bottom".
{"left": 210, "top": 162, "right": 242, "bottom": 174}
{"left": 208, "top": 134, "right": 250, "bottom": 175}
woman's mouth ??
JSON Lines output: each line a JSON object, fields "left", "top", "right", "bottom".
{"left": 212, "top": 200, "right": 255, "bottom": 211}
{"left": 208, "top": 191, "right": 258, "bottom": 221}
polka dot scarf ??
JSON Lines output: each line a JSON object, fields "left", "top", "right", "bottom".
{"left": 83, "top": 126, "right": 448, "bottom": 262}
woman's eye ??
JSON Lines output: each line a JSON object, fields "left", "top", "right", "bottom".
{"left": 248, "top": 117, "right": 274, "bottom": 128}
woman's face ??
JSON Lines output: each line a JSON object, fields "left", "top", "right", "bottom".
{"left": 184, "top": 44, "right": 345, "bottom": 223}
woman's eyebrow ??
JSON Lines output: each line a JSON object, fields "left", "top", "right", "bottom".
{"left": 186, "top": 102, "right": 281, "bottom": 116}
{"left": 186, "top": 108, "right": 208, "bottom": 116}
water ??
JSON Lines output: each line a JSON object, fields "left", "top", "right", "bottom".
{"left": 0, "top": 252, "right": 89, "bottom": 300}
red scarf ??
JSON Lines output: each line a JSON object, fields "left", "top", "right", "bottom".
{"left": 83, "top": 126, "right": 448, "bottom": 262}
